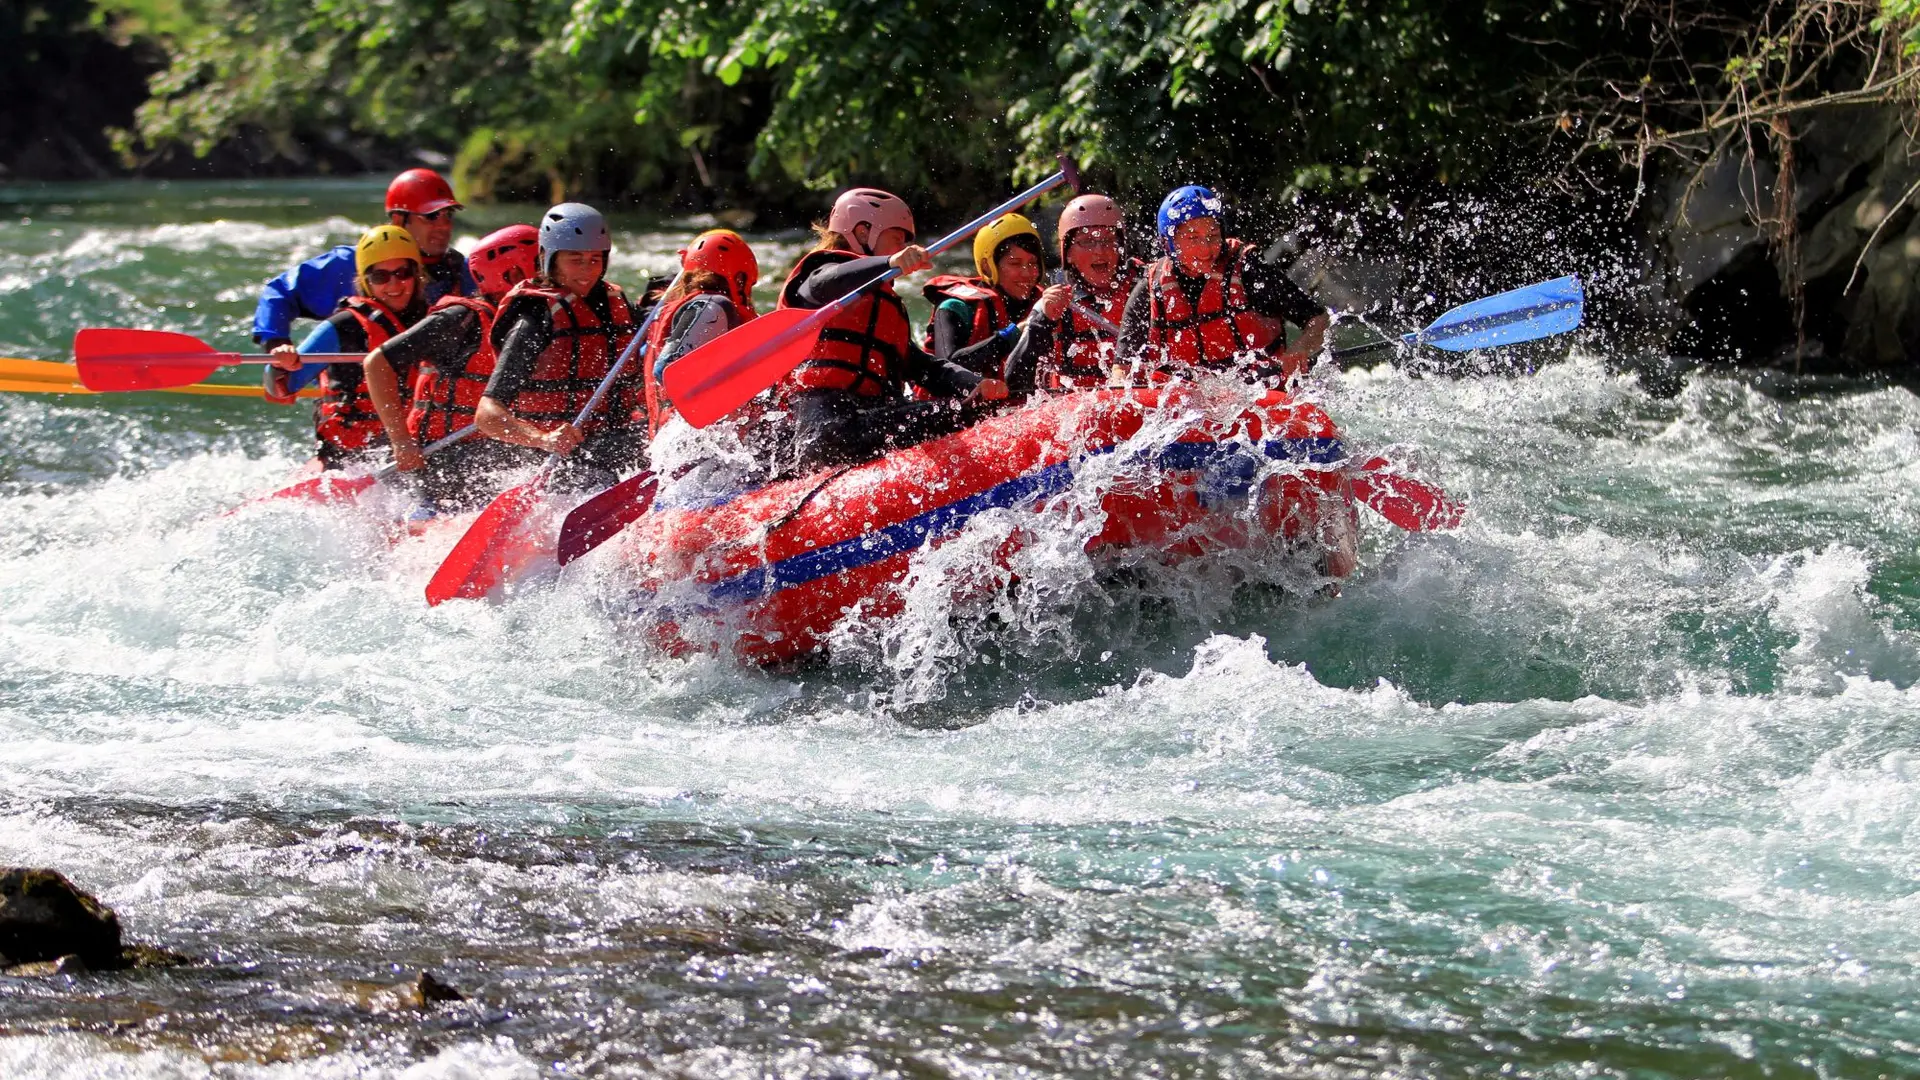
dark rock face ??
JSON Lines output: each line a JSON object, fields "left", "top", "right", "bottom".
{"left": 0, "top": 868, "right": 124, "bottom": 969}
{"left": 1657, "top": 104, "right": 1920, "bottom": 373}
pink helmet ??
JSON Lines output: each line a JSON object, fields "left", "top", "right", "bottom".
{"left": 468, "top": 224, "right": 539, "bottom": 297}
{"left": 827, "top": 188, "right": 915, "bottom": 253}
{"left": 1057, "top": 194, "right": 1124, "bottom": 260}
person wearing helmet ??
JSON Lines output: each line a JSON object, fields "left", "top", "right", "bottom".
{"left": 357, "top": 224, "right": 539, "bottom": 510}
{"left": 772, "top": 187, "right": 1008, "bottom": 472}
{"left": 640, "top": 229, "right": 760, "bottom": 438}
{"left": 263, "top": 225, "right": 429, "bottom": 469}
{"left": 472, "top": 202, "right": 646, "bottom": 489}
{"left": 1116, "top": 185, "right": 1329, "bottom": 384}
{"left": 923, "top": 213, "right": 1071, "bottom": 385}
{"left": 253, "top": 168, "right": 476, "bottom": 372}
{"left": 1041, "top": 194, "right": 1143, "bottom": 390}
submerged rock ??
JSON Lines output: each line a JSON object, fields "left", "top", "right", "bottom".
{"left": 349, "top": 971, "right": 468, "bottom": 1013}
{"left": 0, "top": 867, "right": 193, "bottom": 975}
{"left": 3, "top": 953, "right": 90, "bottom": 977}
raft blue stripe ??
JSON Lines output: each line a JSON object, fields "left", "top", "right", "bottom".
{"left": 705, "top": 436, "right": 1343, "bottom": 603}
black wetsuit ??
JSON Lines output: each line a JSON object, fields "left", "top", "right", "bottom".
{"left": 378, "top": 303, "right": 527, "bottom": 509}
{"left": 782, "top": 254, "right": 987, "bottom": 473}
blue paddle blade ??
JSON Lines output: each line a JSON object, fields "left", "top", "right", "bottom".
{"left": 1407, "top": 275, "right": 1584, "bottom": 353}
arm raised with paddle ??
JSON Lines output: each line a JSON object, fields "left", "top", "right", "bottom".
{"left": 662, "top": 155, "right": 1083, "bottom": 429}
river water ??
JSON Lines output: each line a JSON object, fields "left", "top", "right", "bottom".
{"left": 1, "top": 179, "right": 1917, "bottom": 1077}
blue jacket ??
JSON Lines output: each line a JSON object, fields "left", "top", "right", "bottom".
{"left": 252, "top": 245, "right": 474, "bottom": 346}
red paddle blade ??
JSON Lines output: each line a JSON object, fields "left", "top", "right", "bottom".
{"left": 73, "top": 327, "right": 230, "bottom": 391}
{"left": 1350, "top": 457, "right": 1465, "bottom": 532}
{"left": 424, "top": 481, "right": 547, "bottom": 606}
{"left": 557, "top": 472, "right": 657, "bottom": 565}
{"left": 264, "top": 473, "right": 379, "bottom": 507}
{"left": 662, "top": 307, "right": 821, "bottom": 428}
{"left": 220, "top": 473, "right": 379, "bottom": 518}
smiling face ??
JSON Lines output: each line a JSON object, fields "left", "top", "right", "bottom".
{"left": 361, "top": 257, "right": 419, "bottom": 310}
{"left": 1065, "top": 227, "right": 1120, "bottom": 289}
{"left": 996, "top": 245, "right": 1043, "bottom": 300}
{"left": 1170, "top": 217, "right": 1222, "bottom": 277}
{"left": 550, "top": 249, "right": 607, "bottom": 296}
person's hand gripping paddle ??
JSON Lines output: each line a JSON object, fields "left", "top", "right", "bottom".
{"left": 423, "top": 271, "right": 684, "bottom": 605}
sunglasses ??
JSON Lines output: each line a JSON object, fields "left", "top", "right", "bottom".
{"left": 392, "top": 208, "right": 455, "bottom": 223}
{"left": 364, "top": 263, "right": 419, "bottom": 286}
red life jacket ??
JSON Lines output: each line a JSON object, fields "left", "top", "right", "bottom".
{"left": 490, "top": 279, "right": 638, "bottom": 431}
{"left": 405, "top": 294, "right": 497, "bottom": 443}
{"left": 1051, "top": 259, "right": 1140, "bottom": 389}
{"left": 778, "top": 249, "right": 914, "bottom": 399}
{"left": 920, "top": 275, "right": 1011, "bottom": 353}
{"left": 314, "top": 296, "right": 408, "bottom": 452}
{"left": 1144, "top": 239, "right": 1285, "bottom": 372}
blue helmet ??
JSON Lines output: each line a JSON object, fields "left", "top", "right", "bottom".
{"left": 1156, "top": 185, "right": 1224, "bottom": 252}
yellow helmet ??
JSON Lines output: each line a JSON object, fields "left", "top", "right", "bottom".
{"left": 354, "top": 224, "right": 423, "bottom": 276}
{"left": 972, "top": 213, "right": 1042, "bottom": 286}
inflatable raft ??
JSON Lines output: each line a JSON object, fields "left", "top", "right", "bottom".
{"left": 608, "top": 387, "right": 1360, "bottom": 665}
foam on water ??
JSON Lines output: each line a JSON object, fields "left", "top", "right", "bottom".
{"left": 2, "top": 182, "right": 1918, "bottom": 1074}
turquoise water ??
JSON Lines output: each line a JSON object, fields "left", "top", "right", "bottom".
{"left": 1, "top": 179, "right": 1918, "bottom": 1077}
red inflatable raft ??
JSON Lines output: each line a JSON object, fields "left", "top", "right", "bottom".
{"left": 607, "top": 387, "right": 1359, "bottom": 665}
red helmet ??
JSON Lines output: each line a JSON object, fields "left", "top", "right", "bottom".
{"left": 468, "top": 224, "right": 538, "bottom": 297}
{"left": 827, "top": 188, "right": 914, "bottom": 253}
{"left": 680, "top": 229, "right": 759, "bottom": 316}
{"left": 385, "top": 168, "right": 464, "bottom": 216}
{"left": 1057, "top": 194, "right": 1124, "bottom": 260}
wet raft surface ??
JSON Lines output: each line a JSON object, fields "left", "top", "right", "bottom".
{"left": 2, "top": 180, "right": 1919, "bottom": 1076}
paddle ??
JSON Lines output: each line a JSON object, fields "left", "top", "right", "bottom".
{"left": 72, "top": 328, "right": 356, "bottom": 392}
{"left": 1330, "top": 275, "right": 1584, "bottom": 362}
{"left": 665, "top": 155, "right": 1083, "bottom": 428}
{"left": 1071, "top": 301, "right": 1120, "bottom": 337}
{"left": 424, "top": 271, "right": 684, "bottom": 605}
{"left": 1346, "top": 456, "right": 1464, "bottom": 532}
{"left": 240, "top": 424, "right": 480, "bottom": 508}
{"left": 555, "top": 470, "right": 659, "bottom": 565}
{"left": 0, "top": 357, "right": 321, "bottom": 398}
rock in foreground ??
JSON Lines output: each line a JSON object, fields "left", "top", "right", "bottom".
{"left": 0, "top": 867, "right": 191, "bottom": 974}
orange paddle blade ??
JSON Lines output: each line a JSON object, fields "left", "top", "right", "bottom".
{"left": 661, "top": 306, "right": 825, "bottom": 428}
{"left": 424, "top": 481, "right": 548, "bottom": 605}
{"left": 73, "top": 327, "right": 234, "bottom": 391}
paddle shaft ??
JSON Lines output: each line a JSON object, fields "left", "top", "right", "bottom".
{"left": 88, "top": 352, "right": 362, "bottom": 365}
{"left": 529, "top": 269, "right": 688, "bottom": 483}
{"left": 370, "top": 425, "right": 477, "bottom": 482}
{"left": 1071, "top": 301, "right": 1120, "bottom": 337}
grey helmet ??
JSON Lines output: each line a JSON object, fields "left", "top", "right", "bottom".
{"left": 538, "top": 202, "right": 611, "bottom": 275}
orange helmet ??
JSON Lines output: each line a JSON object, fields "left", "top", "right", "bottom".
{"left": 680, "top": 229, "right": 759, "bottom": 315}
{"left": 1057, "top": 194, "right": 1124, "bottom": 261}
{"left": 827, "top": 188, "right": 915, "bottom": 254}
{"left": 385, "top": 168, "right": 463, "bottom": 216}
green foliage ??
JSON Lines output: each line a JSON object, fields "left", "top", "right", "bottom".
{"left": 111, "top": 0, "right": 1920, "bottom": 209}
{"left": 1876, "top": 0, "right": 1920, "bottom": 54}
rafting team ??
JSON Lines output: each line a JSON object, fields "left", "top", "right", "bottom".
{"left": 255, "top": 168, "right": 1330, "bottom": 513}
